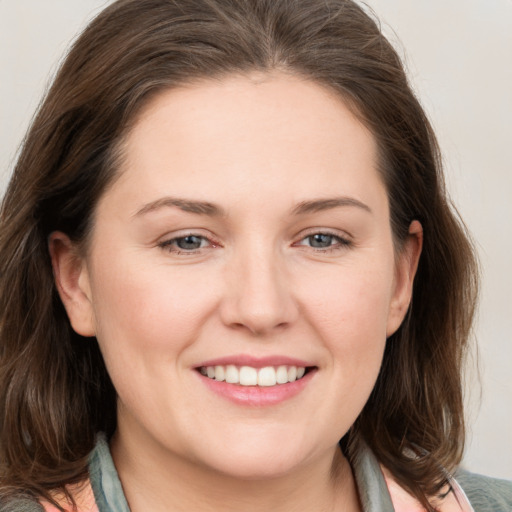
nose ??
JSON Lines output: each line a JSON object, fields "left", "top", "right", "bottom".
{"left": 219, "top": 247, "right": 299, "bottom": 336}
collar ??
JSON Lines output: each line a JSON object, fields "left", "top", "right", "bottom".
{"left": 352, "top": 441, "right": 475, "bottom": 512}
{"left": 85, "top": 434, "right": 474, "bottom": 512}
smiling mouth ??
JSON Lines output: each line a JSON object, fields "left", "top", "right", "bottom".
{"left": 198, "top": 365, "right": 314, "bottom": 387}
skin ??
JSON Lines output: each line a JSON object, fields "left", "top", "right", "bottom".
{"left": 50, "top": 72, "right": 422, "bottom": 512}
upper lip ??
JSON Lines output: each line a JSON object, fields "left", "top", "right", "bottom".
{"left": 195, "top": 354, "right": 315, "bottom": 369}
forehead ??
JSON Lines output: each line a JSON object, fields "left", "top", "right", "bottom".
{"left": 128, "top": 71, "right": 373, "bottom": 153}
{"left": 105, "top": 72, "right": 385, "bottom": 217}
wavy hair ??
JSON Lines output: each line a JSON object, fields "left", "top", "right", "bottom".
{"left": 0, "top": 0, "right": 478, "bottom": 510}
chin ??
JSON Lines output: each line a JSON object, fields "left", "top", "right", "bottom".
{"left": 191, "top": 426, "right": 326, "bottom": 480}
{"left": 205, "top": 452, "right": 306, "bottom": 481}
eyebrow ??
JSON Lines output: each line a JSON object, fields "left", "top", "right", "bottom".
{"left": 291, "top": 197, "right": 372, "bottom": 215}
{"left": 134, "top": 195, "right": 372, "bottom": 218}
{"left": 134, "top": 197, "right": 225, "bottom": 217}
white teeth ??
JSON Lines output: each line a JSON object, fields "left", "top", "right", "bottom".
{"left": 239, "top": 366, "right": 258, "bottom": 386}
{"left": 200, "top": 364, "right": 308, "bottom": 386}
{"left": 258, "top": 366, "right": 277, "bottom": 387}
{"left": 214, "top": 365, "right": 225, "bottom": 382}
{"left": 276, "top": 365, "right": 288, "bottom": 384}
{"left": 225, "top": 365, "right": 239, "bottom": 383}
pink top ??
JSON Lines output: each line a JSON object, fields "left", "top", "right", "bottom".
{"left": 381, "top": 466, "right": 474, "bottom": 512}
{"left": 41, "top": 467, "right": 474, "bottom": 512}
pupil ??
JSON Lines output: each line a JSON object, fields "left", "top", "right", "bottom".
{"left": 310, "top": 234, "right": 332, "bottom": 248}
{"left": 177, "top": 236, "right": 202, "bottom": 250}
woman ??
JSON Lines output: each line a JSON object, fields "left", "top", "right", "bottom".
{"left": 0, "top": 0, "right": 510, "bottom": 511}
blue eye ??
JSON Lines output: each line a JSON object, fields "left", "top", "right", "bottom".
{"left": 175, "top": 235, "right": 206, "bottom": 250}
{"left": 160, "top": 235, "right": 210, "bottom": 252}
{"left": 297, "top": 232, "right": 351, "bottom": 251}
{"left": 307, "top": 233, "right": 337, "bottom": 248}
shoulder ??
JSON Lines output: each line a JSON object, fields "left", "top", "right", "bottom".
{"left": 0, "top": 482, "right": 98, "bottom": 512}
{"left": 455, "top": 468, "right": 512, "bottom": 512}
{"left": 0, "top": 496, "right": 44, "bottom": 512}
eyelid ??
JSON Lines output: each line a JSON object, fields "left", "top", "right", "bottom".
{"left": 294, "top": 227, "right": 353, "bottom": 241}
{"left": 156, "top": 227, "right": 353, "bottom": 254}
{"left": 157, "top": 230, "right": 221, "bottom": 253}
{"left": 292, "top": 228, "right": 353, "bottom": 250}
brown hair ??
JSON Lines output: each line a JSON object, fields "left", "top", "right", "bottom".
{"left": 0, "top": 0, "right": 478, "bottom": 509}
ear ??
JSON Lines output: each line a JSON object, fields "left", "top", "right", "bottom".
{"left": 48, "top": 232, "right": 96, "bottom": 337}
{"left": 386, "top": 220, "right": 423, "bottom": 337}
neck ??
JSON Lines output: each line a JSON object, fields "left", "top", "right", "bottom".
{"left": 110, "top": 428, "right": 361, "bottom": 512}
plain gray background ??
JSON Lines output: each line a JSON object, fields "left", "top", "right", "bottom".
{"left": 1, "top": 0, "right": 511, "bottom": 479}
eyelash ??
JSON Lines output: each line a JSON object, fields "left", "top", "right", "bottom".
{"left": 158, "top": 234, "right": 216, "bottom": 255}
{"left": 294, "top": 231, "right": 352, "bottom": 252}
{"left": 158, "top": 230, "right": 352, "bottom": 255}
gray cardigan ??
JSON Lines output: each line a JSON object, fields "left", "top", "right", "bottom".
{"left": 2, "top": 436, "right": 512, "bottom": 512}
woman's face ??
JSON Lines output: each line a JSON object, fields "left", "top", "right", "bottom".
{"left": 54, "top": 72, "right": 420, "bottom": 479}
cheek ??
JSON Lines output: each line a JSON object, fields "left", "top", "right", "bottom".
{"left": 86, "top": 257, "right": 221, "bottom": 424}
{"left": 87, "top": 251, "right": 221, "bottom": 383}
{"left": 296, "top": 257, "right": 394, "bottom": 389}
{"left": 93, "top": 254, "right": 200, "bottom": 329}
{"left": 299, "top": 257, "right": 394, "bottom": 339}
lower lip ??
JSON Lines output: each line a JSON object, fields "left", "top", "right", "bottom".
{"left": 197, "top": 370, "right": 316, "bottom": 407}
